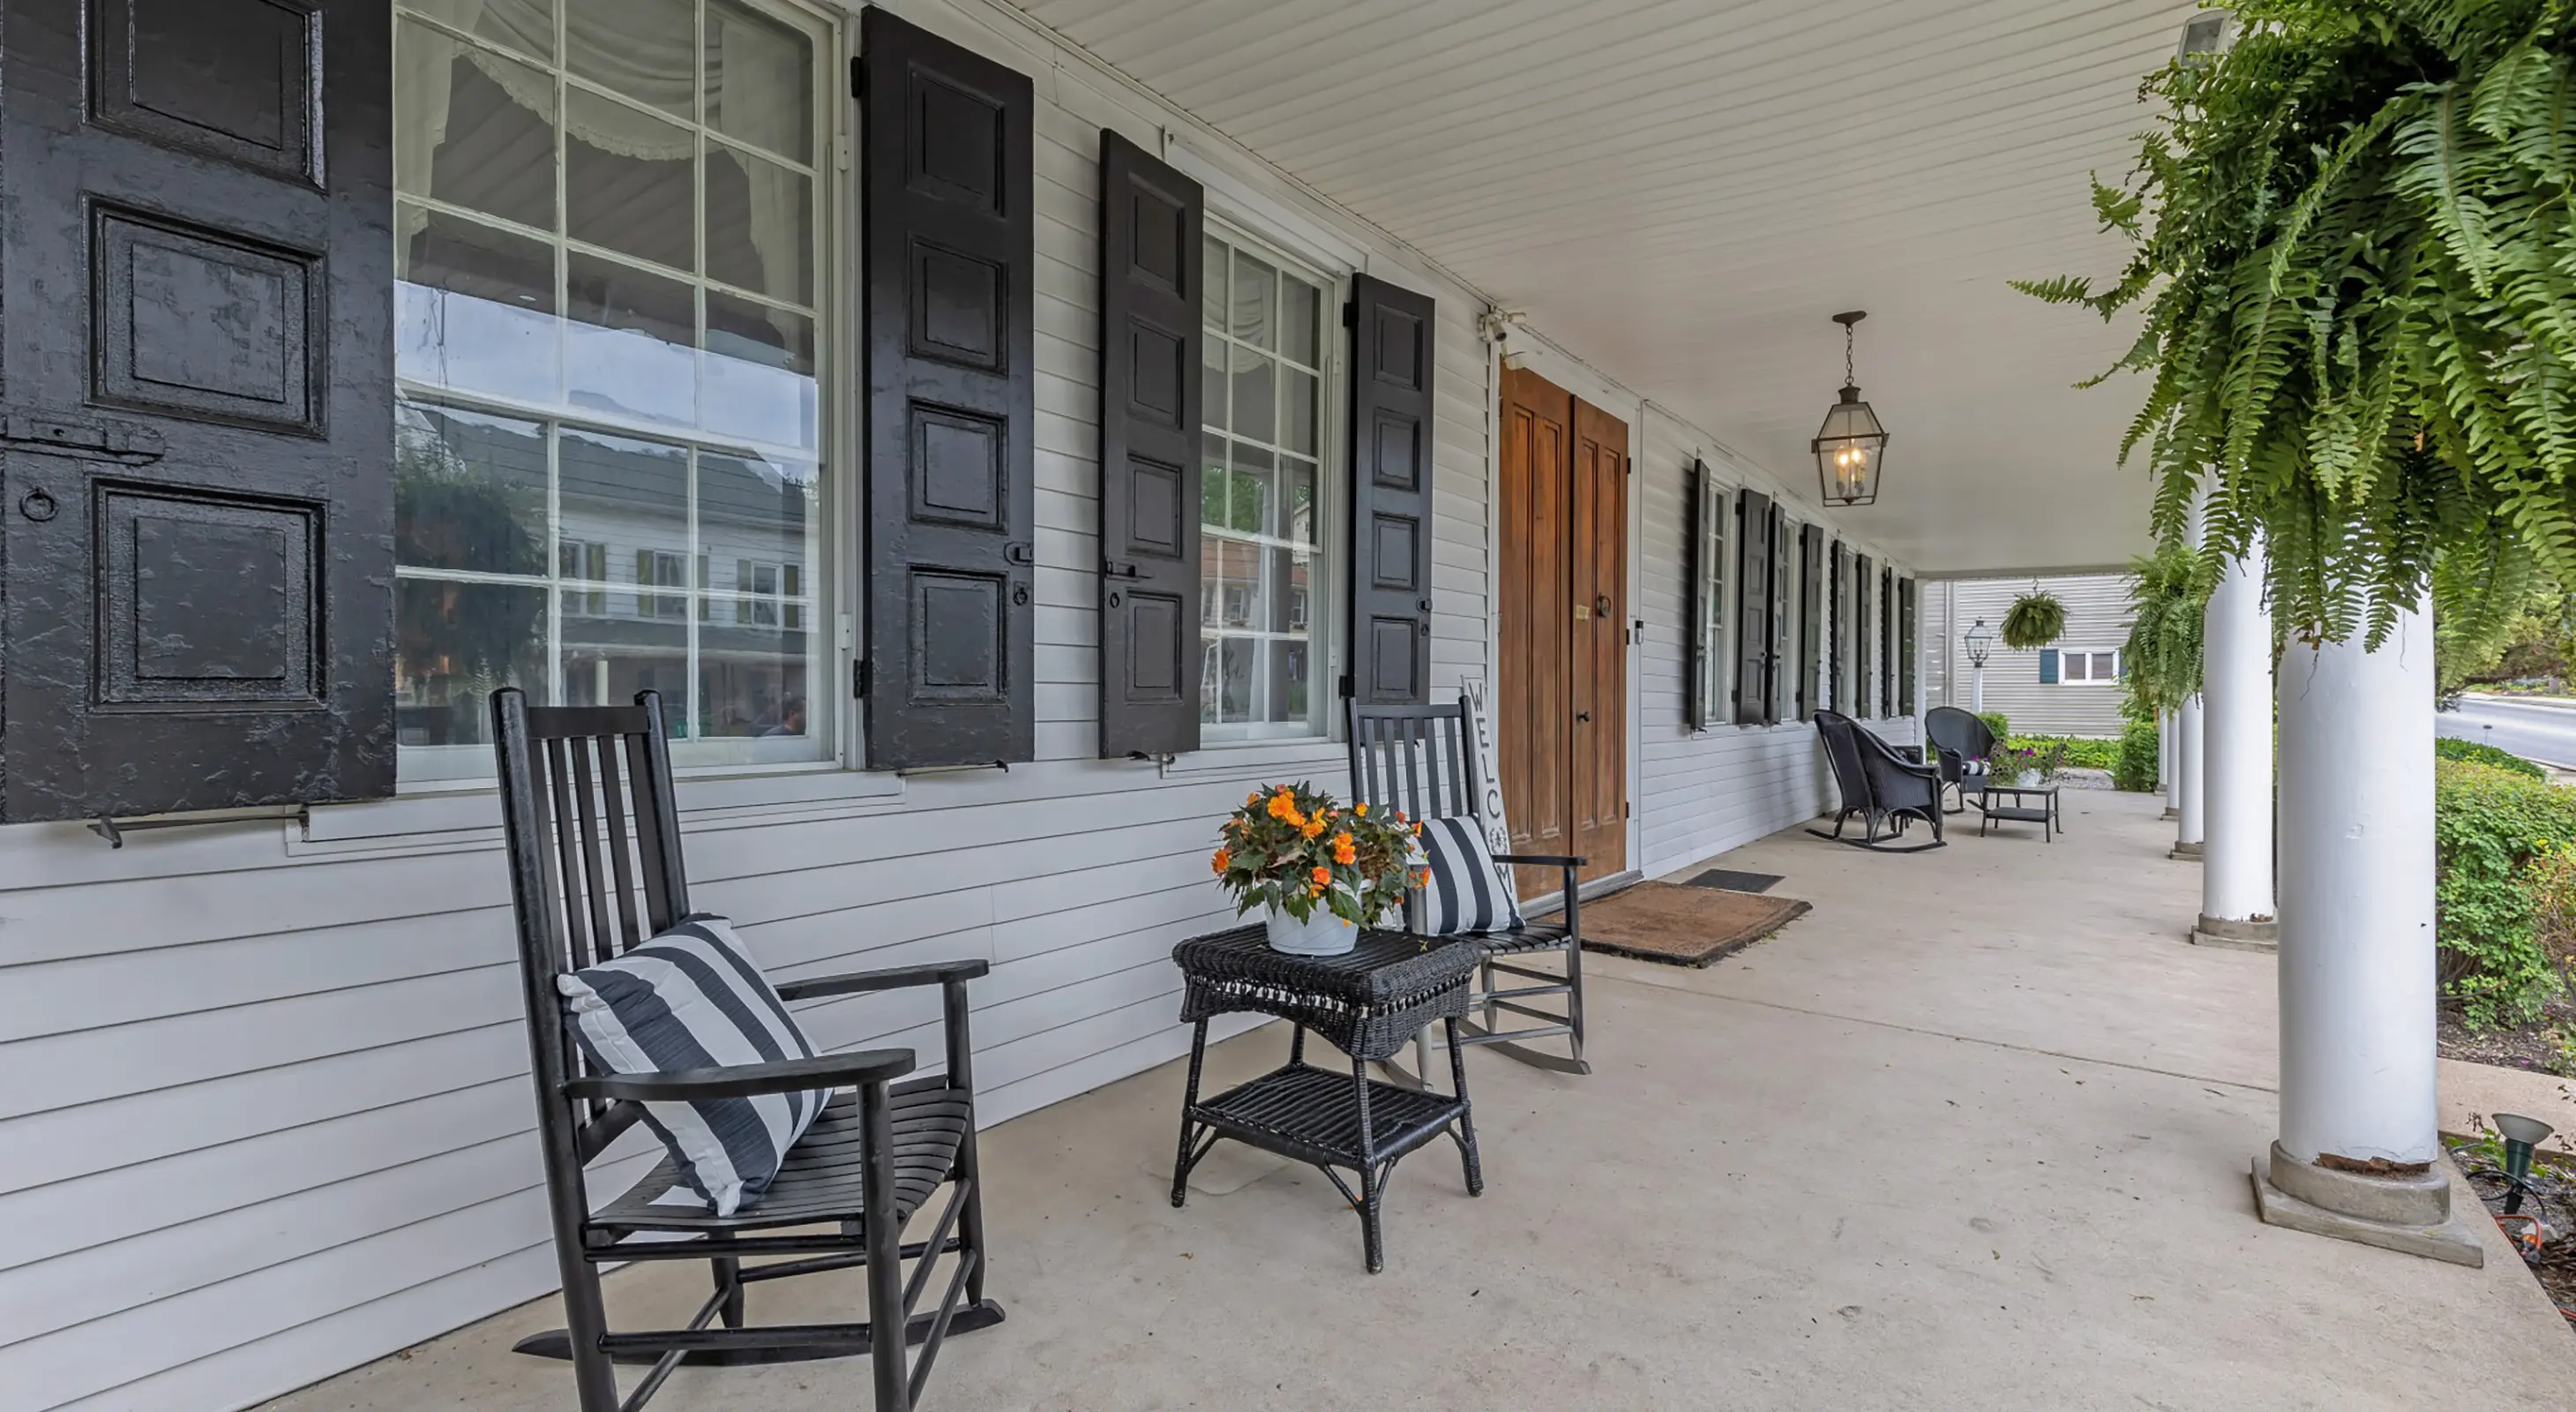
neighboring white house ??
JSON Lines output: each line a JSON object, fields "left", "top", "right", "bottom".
{"left": 1922, "top": 573, "right": 2135, "bottom": 738}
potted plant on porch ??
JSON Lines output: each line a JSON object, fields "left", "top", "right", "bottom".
{"left": 1213, "top": 784, "right": 1421, "bottom": 955}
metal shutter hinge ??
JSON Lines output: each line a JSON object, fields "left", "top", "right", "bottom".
{"left": 2, "top": 413, "right": 164, "bottom": 463}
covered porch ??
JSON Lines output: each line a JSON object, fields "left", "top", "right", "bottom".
{"left": 266, "top": 791, "right": 2576, "bottom": 1410}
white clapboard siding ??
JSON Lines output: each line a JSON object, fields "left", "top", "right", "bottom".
{"left": 1921, "top": 573, "right": 2134, "bottom": 737}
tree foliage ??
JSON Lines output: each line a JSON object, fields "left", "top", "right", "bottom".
{"left": 2019, "top": 0, "right": 2576, "bottom": 647}
{"left": 2122, "top": 541, "right": 2218, "bottom": 716}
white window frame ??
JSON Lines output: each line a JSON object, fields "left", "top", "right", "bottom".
{"left": 1197, "top": 214, "right": 1348, "bottom": 747}
{"left": 2058, "top": 648, "right": 2123, "bottom": 685}
{"left": 1685, "top": 462, "right": 1730, "bottom": 732}
{"left": 388, "top": 0, "right": 848, "bottom": 785}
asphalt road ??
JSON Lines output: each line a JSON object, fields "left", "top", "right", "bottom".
{"left": 2439, "top": 695, "right": 2576, "bottom": 769}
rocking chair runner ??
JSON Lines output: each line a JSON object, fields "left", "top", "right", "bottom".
{"left": 1809, "top": 710, "right": 1945, "bottom": 852}
{"left": 1347, "top": 700, "right": 1590, "bottom": 1077}
{"left": 491, "top": 689, "right": 1000, "bottom": 1412}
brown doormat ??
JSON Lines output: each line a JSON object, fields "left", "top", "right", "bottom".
{"left": 1577, "top": 880, "right": 1811, "bottom": 967}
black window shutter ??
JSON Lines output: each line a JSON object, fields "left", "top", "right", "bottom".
{"left": 1798, "top": 525, "right": 1823, "bottom": 720}
{"left": 1852, "top": 554, "right": 1874, "bottom": 717}
{"left": 0, "top": 0, "right": 393, "bottom": 823}
{"left": 1346, "top": 274, "right": 1434, "bottom": 707}
{"left": 859, "top": 10, "right": 1036, "bottom": 770}
{"left": 1826, "top": 541, "right": 1845, "bottom": 714}
{"left": 1095, "top": 130, "right": 1202, "bottom": 759}
{"left": 2039, "top": 648, "right": 2061, "bottom": 685}
{"left": 1765, "top": 505, "right": 1789, "bottom": 725}
{"left": 1685, "top": 459, "right": 1710, "bottom": 730}
{"left": 1734, "top": 489, "right": 1771, "bottom": 725}
{"left": 1879, "top": 566, "right": 1896, "bottom": 717}
{"left": 1898, "top": 576, "right": 1918, "bottom": 716}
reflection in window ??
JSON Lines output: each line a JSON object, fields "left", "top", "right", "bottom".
{"left": 1201, "top": 228, "right": 1331, "bottom": 741}
{"left": 390, "top": 0, "right": 827, "bottom": 777}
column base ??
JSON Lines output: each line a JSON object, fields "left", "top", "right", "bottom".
{"left": 2160, "top": 806, "right": 2178, "bottom": 820}
{"left": 2250, "top": 1142, "right": 2483, "bottom": 1267}
{"left": 2169, "top": 840, "right": 2203, "bottom": 860}
{"left": 2190, "top": 915, "right": 2277, "bottom": 952}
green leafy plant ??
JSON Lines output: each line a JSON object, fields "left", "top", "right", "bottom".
{"left": 2018, "top": 1, "right": 2576, "bottom": 649}
{"left": 2001, "top": 592, "right": 2066, "bottom": 650}
{"left": 2122, "top": 542, "right": 2217, "bottom": 717}
{"left": 2436, "top": 759, "right": 2576, "bottom": 1026}
{"left": 1977, "top": 710, "right": 2011, "bottom": 743}
{"left": 2436, "top": 735, "right": 2547, "bottom": 777}
{"left": 2003, "top": 733, "right": 2123, "bottom": 770}
{"left": 1212, "top": 783, "right": 1419, "bottom": 924}
{"left": 2115, "top": 718, "right": 2162, "bottom": 791}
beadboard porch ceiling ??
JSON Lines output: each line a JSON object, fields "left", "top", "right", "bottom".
{"left": 1008, "top": 0, "right": 2198, "bottom": 575}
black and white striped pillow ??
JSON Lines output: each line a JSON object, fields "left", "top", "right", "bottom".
{"left": 558, "top": 914, "right": 827, "bottom": 1216}
{"left": 1417, "top": 815, "right": 1525, "bottom": 936}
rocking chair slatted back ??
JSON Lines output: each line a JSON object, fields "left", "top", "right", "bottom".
{"left": 1347, "top": 701, "right": 1480, "bottom": 826}
{"left": 494, "top": 688, "right": 690, "bottom": 1162}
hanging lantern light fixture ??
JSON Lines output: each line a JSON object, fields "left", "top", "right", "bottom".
{"left": 1813, "top": 310, "right": 1890, "bottom": 507}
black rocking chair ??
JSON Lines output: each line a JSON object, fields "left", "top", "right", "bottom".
{"left": 1809, "top": 709, "right": 1945, "bottom": 852}
{"left": 1922, "top": 705, "right": 1998, "bottom": 814}
{"left": 1348, "top": 699, "right": 1590, "bottom": 1078}
{"left": 491, "top": 688, "right": 1001, "bottom": 1412}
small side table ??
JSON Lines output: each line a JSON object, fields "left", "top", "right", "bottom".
{"left": 1974, "top": 780, "right": 2064, "bottom": 841}
{"left": 1169, "top": 925, "right": 1486, "bottom": 1273}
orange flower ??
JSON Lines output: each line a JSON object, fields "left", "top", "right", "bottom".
{"left": 1355, "top": 802, "right": 1369, "bottom": 816}
{"left": 1267, "top": 792, "right": 1306, "bottom": 829}
{"left": 1310, "top": 865, "right": 1332, "bottom": 886}
{"left": 1413, "top": 821, "right": 1424, "bottom": 835}
{"left": 1300, "top": 816, "right": 1327, "bottom": 839}
{"left": 1331, "top": 833, "right": 1356, "bottom": 865}
{"left": 1210, "top": 847, "right": 1231, "bottom": 874}
{"left": 1413, "top": 868, "right": 1432, "bottom": 886}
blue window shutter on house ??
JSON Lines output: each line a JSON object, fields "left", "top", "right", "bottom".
{"left": 2038, "top": 649, "right": 2060, "bottom": 684}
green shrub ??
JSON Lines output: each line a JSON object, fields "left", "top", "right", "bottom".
{"left": 2000, "top": 734, "right": 2120, "bottom": 771}
{"left": 2113, "top": 720, "right": 2159, "bottom": 792}
{"left": 2434, "top": 735, "right": 2545, "bottom": 779}
{"left": 1976, "top": 710, "right": 2010, "bottom": 744}
{"left": 2435, "top": 759, "right": 2576, "bottom": 1027}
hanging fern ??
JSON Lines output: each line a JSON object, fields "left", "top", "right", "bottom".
{"left": 2016, "top": 0, "right": 2576, "bottom": 647}
{"left": 2002, "top": 591, "right": 2068, "bottom": 649}
{"left": 2122, "top": 542, "right": 2219, "bottom": 716}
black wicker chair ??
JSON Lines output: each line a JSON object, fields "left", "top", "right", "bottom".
{"left": 491, "top": 688, "right": 1000, "bottom": 1412}
{"left": 1809, "top": 709, "right": 1945, "bottom": 852}
{"left": 1922, "top": 705, "right": 1998, "bottom": 814}
{"left": 1347, "top": 699, "right": 1590, "bottom": 1078}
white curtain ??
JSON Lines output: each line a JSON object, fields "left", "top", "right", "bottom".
{"left": 708, "top": 0, "right": 810, "bottom": 324}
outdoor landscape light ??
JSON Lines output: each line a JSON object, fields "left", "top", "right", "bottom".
{"left": 2497, "top": 1112, "right": 2554, "bottom": 1213}
{"left": 1964, "top": 618, "right": 1995, "bottom": 669}
{"left": 1813, "top": 310, "right": 1890, "bottom": 507}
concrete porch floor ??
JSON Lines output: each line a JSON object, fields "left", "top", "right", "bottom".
{"left": 268, "top": 789, "right": 2576, "bottom": 1411}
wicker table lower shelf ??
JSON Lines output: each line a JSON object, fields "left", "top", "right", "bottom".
{"left": 1170, "top": 925, "right": 1486, "bottom": 1273}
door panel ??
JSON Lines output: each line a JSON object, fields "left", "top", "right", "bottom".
{"left": 1571, "top": 398, "right": 1629, "bottom": 883}
{"left": 1497, "top": 368, "right": 1571, "bottom": 898}
{"left": 2, "top": 0, "right": 395, "bottom": 822}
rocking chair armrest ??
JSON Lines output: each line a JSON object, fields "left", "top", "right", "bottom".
{"left": 563, "top": 1048, "right": 916, "bottom": 1103}
{"left": 774, "top": 958, "right": 991, "bottom": 1001}
{"left": 1493, "top": 852, "right": 1588, "bottom": 869}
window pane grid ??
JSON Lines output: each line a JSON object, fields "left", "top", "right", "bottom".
{"left": 1200, "top": 227, "right": 1329, "bottom": 740}
{"left": 393, "top": 0, "right": 827, "bottom": 773}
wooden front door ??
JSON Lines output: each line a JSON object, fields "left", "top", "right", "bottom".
{"left": 1497, "top": 368, "right": 1629, "bottom": 898}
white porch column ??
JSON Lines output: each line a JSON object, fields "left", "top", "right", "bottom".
{"left": 2195, "top": 542, "right": 2275, "bottom": 948}
{"left": 2171, "top": 492, "right": 2208, "bottom": 857}
{"left": 2252, "top": 598, "right": 2476, "bottom": 1262}
{"left": 2173, "top": 699, "right": 2205, "bottom": 856}
{"left": 2159, "top": 710, "right": 2177, "bottom": 817}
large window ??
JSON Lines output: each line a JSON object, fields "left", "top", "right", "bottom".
{"left": 391, "top": 0, "right": 832, "bottom": 779}
{"left": 1201, "top": 224, "right": 1336, "bottom": 741}
{"left": 2059, "top": 650, "right": 2122, "bottom": 684}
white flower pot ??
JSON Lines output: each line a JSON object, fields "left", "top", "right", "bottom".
{"left": 1265, "top": 905, "right": 1359, "bottom": 956}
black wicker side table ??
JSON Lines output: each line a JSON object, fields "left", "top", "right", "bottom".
{"left": 1169, "top": 924, "right": 1485, "bottom": 1273}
